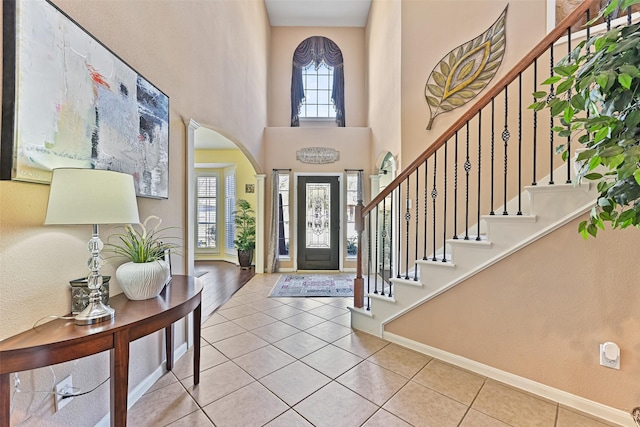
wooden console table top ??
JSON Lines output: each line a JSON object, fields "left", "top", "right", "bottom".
{"left": 0, "top": 274, "right": 203, "bottom": 427}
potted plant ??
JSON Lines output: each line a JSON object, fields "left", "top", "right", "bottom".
{"left": 232, "top": 199, "right": 256, "bottom": 269}
{"left": 107, "top": 215, "right": 179, "bottom": 300}
{"left": 530, "top": 0, "right": 640, "bottom": 238}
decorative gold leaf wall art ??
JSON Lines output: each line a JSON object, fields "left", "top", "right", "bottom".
{"left": 425, "top": 6, "right": 508, "bottom": 130}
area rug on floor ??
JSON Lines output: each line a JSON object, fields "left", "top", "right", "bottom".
{"left": 269, "top": 274, "right": 354, "bottom": 297}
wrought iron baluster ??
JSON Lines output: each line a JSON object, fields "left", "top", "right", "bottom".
{"left": 566, "top": 27, "right": 572, "bottom": 184}
{"left": 532, "top": 59, "right": 538, "bottom": 186}
{"left": 414, "top": 168, "right": 419, "bottom": 281}
{"left": 491, "top": 99, "right": 496, "bottom": 214}
{"left": 502, "top": 87, "right": 510, "bottom": 215}
{"left": 432, "top": 151, "right": 438, "bottom": 258}
{"left": 404, "top": 176, "right": 410, "bottom": 280}
{"left": 381, "top": 196, "right": 387, "bottom": 296}
{"left": 366, "top": 212, "right": 371, "bottom": 310}
{"left": 464, "top": 122, "right": 471, "bottom": 239}
{"left": 374, "top": 205, "right": 379, "bottom": 294}
{"left": 628, "top": 6, "right": 632, "bottom": 24}
{"left": 518, "top": 73, "right": 523, "bottom": 215}
{"left": 453, "top": 132, "right": 459, "bottom": 239}
{"left": 397, "top": 182, "right": 402, "bottom": 279}
{"left": 388, "top": 192, "right": 394, "bottom": 297}
{"left": 423, "top": 160, "right": 428, "bottom": 260}
{"left": 442, "top": 141, "right": 448, "bottom": 262}
{"left": 477, "top": 112, "right": 482, "bottom": 239}
{"left": 549, "top": 43, "right": 555, "bottom": 185}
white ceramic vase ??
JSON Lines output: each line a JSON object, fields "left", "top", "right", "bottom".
{"left": 116, "top": 260, "right": 170, "bottom": 300}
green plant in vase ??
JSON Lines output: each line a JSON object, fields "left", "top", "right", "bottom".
{"left": 232, "top": 199, "right": 256, "bottom": 269}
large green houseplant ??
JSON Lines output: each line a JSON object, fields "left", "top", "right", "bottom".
{"left": 232, "top": 199, "right": 256, "bottom": 269}
{"left": 531, "top": 0, "right": 640, "bottom": 238}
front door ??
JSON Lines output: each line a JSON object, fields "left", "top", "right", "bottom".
{"left": 297, "top": 176, "right": 340, "bottom": 270}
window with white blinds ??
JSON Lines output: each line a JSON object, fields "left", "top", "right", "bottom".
{"left": 196, "top": 174, "right": 218, "bottom": 250}
{"left": 224, "top": 169, "right": 236, "bottom": 255}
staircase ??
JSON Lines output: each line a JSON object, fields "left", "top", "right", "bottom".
{"left": 350, "top": 168, "right": 598, "bottom": 335}
{"left": 350, "top": 0, "right": 636, "bottom": 334}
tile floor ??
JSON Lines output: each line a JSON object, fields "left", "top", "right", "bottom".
{"left": 130, "top": 274, "right": 618, "bottom": 427}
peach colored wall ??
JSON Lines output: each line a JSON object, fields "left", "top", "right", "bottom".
{"left": 269, "top": 26, "right": 366, "bottom": 127}
{"left": 264, "top": 127, "right": 371, "bottom": 269}
{"left": 366, "top": 0, "right": 402, "bottom": 170}
{"left": 386, "top": 215, "right": 640, "bottom": 411}
{"left": 400, "top": 0, "right": 547, "bottom": 166}
{"left": 0, "top": 1, "right": 269, "bottom": 424}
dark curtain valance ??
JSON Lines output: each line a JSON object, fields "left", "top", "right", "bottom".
{"left": 291, "top": 36, "right": 345, "bottom": 127}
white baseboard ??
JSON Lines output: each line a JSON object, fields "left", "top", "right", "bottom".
{"left": 383, "top": 332, "right": 634, "bottom": 427}
{"left": 95, "top": 342, "right": 189, "bottom": 427}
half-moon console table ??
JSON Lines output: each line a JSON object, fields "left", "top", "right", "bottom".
{"left": 0, "top": 275, "right": 202, "bottom": 427}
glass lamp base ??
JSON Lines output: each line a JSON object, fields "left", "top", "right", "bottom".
{"left": 74, "top": 300, "right": 115, "bottom": 325}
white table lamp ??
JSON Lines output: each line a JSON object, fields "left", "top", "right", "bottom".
{"left": 45, "top": 168, "right": 140, "bottom": 325}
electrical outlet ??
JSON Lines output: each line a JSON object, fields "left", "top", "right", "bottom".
{"left": 54, "top": 375, "right": 74, "bottom": 412}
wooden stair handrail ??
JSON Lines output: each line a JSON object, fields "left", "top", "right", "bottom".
{"left": 363, "top": 0, "right": 599, "bottom": 215}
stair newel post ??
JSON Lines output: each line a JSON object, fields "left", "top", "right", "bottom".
{"left": 477, "top": 111, "right": 482, "bottom": 241}
{"left": 442, "top": 141, "right": 448, "bottom": 262}
{"left": 354, "top": 170, "right": 365, "bottom": 309}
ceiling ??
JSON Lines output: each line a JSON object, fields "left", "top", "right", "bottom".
{"left": 265, "top": 0, "right": 372, "bottom": 27}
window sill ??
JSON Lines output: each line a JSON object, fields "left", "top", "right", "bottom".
{"left": 299, "top": 118, "right": 337, "bottom": 128}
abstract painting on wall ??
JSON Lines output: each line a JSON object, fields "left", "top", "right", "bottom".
{"left": 1, "top": 0, "right": 170, "bottom": 198}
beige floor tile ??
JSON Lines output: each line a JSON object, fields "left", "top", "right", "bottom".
{"left": 270, "top": 296, "right": 300, "bottom": 304}
{"left": 259, "top": 360, "right": 331, "bottom": 405}
{"left": 228, "top": 292, "right": 265, "bottom": 305}
{"left": 301, "top": 344, "right": 363, "bottom": 378}
{"left": 262, "top": 304, "right": 305, "bottom": 320}
{"left": 330, "top": 312, "right": 352, "bottom": 327}
{"left": 165, "top": 410, "right": 214, "bottom": 426}
{"left": 272, "top": 331, "right": 329, "bottom": 358}
{"left": 472, "top": 380, "right": 557, "bottom": 427}
{"left": 231, "top": 312, "right": 277, "bottom": 330}
{"left": 337, "top": 360, "right": 409, "bottom": 406}
{"left": 307, "top": 304, "right": 349, "bottom": 320}
{"left": 203, "top": 382, "right": 288, "bottom": 427}
{"left": 282, "top": 298, "right": 326, "bottom": 310}
{"left": 264, "top": 409, "right": 314, "bottom": 427}
{"left": 250, "top": 321, "right": 300, "bottom": 343}
{"left": 216, "top": 298, "right": 242, "bottom": 309}
{"left": 172, "top": 345, "right": 228, "bottom": 380}
{"left": 556, "top": 407, "right": 617, "bottom": 427}
{"left": 280, "top": 312, "right": 327, "bottom": 329}
{"left": 249, "top": 298, "right": 285, "bottom": 311}
{"left": 383, "top": 381, "right": 468, "bottom": 427}
{"left": 184, "top": 360, "right": 254, "bottom": 406}
{"left": 333, "top": 331, "right": 389, "bottom": 358}
{"left": 217, "top": 304, "right": 259, "bottom": 320}
{"left": 128, "top": 382, "right": 200, "bottom": 427}
{"left": 146, "top": 371, "right": 178, "bottom": 394}
{"left": 413, "top": 359, "right": 485, "bottom": 405}
{"left": 326, "top": 297, "right": 353, "bottom": 309}
{"left": 305, "top": 320, "right": 352, "bottom": 342}
{"left": 201, "top": 321, "right": 246, "bottom": 344}
{"left": 213, "top": 331, "right": 269, "bottom": 358}
{"left": 201, "top": 313, "right": 227, "bottom": 327}
{"left": 367, "top": 343, "right": 431, "bottom": 378}
{"left": 362, "top": 409, "right": 413, "bottom": 426}
{"left": 294, "top": 381, "right": 378, "bottom": 427}
{"left": 233, "top": 345, "right": 295, "bottom": 379}
{"left": 460, "top": 409, "right": 511, "bottom": 427}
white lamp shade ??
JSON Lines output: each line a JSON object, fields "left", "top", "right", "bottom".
{"left": 45, "top": 168, "right": 140, "bottom": 225}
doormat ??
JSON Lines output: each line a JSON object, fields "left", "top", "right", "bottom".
{"left": 269, "top": 274, "right": 354, "bottom": 297}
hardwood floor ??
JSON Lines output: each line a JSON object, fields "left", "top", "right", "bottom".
{"left": 194, "top": 260, "right": 255, "bottom": 319}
